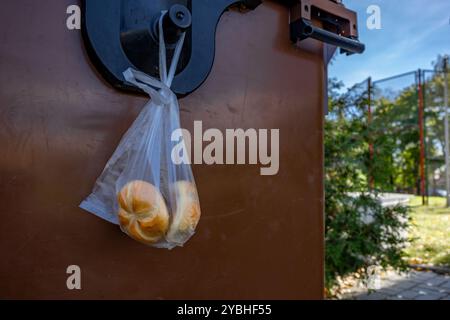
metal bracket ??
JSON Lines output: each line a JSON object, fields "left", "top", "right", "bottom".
{"left": 288, "top": 0, "right": 365, "bottom": 54}
{"left": 82, "top": 0, "right": 363, "bottom": 97}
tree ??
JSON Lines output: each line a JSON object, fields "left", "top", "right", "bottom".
{"left": 371, "top": 83, "right": 420, "bottom": 193}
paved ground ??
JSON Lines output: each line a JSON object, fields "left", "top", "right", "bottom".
{"left": 378, "top": 193, "right": 414, "bottom": 207}
{"left": 347, "top": 193, "right": 414, "bottom": 207}
{"left": 343, "top": 270, "right": 450, "bottom": 300}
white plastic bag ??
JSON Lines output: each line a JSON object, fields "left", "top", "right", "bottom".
{"left": 80, "top": 12, "right": 200, "bottom": 249}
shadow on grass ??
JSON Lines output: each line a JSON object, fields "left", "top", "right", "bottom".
{"left": 436, "top": 253, "right": 450, "bottom": 267}
{"left": 405, "top": 196, "right": 450, "bottom": 268}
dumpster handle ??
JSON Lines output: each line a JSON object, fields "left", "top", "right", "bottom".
{"left": 297, "top": 18, "right": 365, "bottom": 54}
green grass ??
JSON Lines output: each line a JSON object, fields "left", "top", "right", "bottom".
{"left": 405, "top": 196, "right": 450, "bottom": 267}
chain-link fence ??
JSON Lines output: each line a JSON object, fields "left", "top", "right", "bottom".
{"left": 423, "top": 70, "right": 450, "bottom": 198}
{"left": 370, "top": 72, "right": 420, "bottom": 195}
{"left": 336, "top": 69, "right": 450, "bottom": 204}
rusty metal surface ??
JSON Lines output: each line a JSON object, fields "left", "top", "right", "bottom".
{"left": 0, "top": 0, "right": 325, "bottom": 299}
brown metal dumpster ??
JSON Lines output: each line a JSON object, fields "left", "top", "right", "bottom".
{"left": 0, "top": 0, "right": 362, "bottom": 299}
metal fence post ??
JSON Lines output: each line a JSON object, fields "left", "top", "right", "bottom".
{"left": 418, "top": 70, "right": 426, "bottom": 205}
{"left": 443, "top": 57, "right": 450, "bottom": 207}
{"left": 422, "top": 72, "right": 429, "bottom": 205}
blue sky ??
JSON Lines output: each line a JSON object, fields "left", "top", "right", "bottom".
{"left": 329, "top": 0, "right": 450, "bottom": 87}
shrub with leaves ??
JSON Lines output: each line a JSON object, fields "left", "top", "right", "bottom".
{"left": 325, "top": 191, "right": 410, "bottom": 290}
{"left": 325, "top": 79, "right": 411, "bottom": 291}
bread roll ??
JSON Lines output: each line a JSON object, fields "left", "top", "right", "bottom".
{"left": 117, "top": 180, "right": 169, "bottom": 245}
{"left": 166, "top": 181, "right": 201, "bottom": 245}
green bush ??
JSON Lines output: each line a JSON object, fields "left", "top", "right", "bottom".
{"left": 325, "top": 79, "right": 411, "bottom": 291}
{"left": 325, "top": 189, "right": 410, "bottom": 290}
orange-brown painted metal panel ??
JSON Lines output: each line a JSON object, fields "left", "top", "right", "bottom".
{"left": 0, "top": 0, "right": 325, "bottom": 299}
